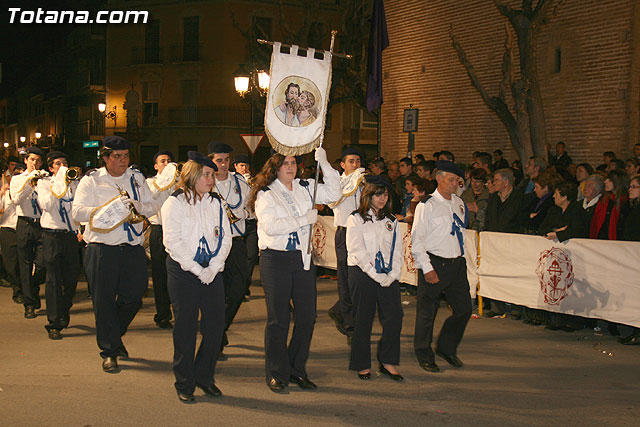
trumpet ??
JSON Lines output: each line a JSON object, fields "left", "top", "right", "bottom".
{"left": 29, "top": 170, "right": 50, "bottom": 186}
{"left": 176, "top": 162, "right": 185, "bottom": 174}
{"left": 212, "top": 191, "right": 241, "bottom": 224}
{"left": 65, "top": 167, "right": 83, "bottom": 183}
{"left": 117, "top": 187, "right": 147, "bottom": 224}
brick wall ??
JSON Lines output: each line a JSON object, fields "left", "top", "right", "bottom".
{"left": 381, "top": 0, "right": 639, "bottom": 167}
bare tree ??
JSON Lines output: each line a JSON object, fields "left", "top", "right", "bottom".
{"left": 451, "top": 0, "right": 563, "bottom": 162}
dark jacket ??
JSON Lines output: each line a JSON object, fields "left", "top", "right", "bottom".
{"left": 538, "top": 202, "right": 589, "bottom": 242}
{"left": 485, "top": 189, "right": 524, "bottom": 233}
{"left": 550, "top": 152, "right": 572, "bottom": 171}
{"left": 524, "top": 192, "right": 555, "bottom": 234}
{"left": 620, "top": 202, "right": 640, "bottom": 241}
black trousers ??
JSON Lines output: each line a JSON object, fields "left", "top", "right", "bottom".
{"left": 414, "top": 256, "right": 472, "bottom": 364}
{"left": 329, "top": 227, "right": 354, "bottom": 334}
{"left": 42, "top": 230, "right": 79, "bottom": 331}
{"left": 149, "top": 225, "right": 172, "bottom": 323}
{"left": 222, "top": 237, "right": 248, "bottom": 342}
{"left": 260, "top": 249, "right": 316, "bottom": 384}
{"left": 0, "top": 227, "right": 21, "bottom": 299}
{"left": 244, "top": 218, "right": 259, "bottom": 289}
{"left": 167, "top": 257, "right": 225, "bottom": 395}
{"left": 16, "top": 217, "right": 46, "bottom": 308}
{"left": 84, "top": 243, "right": 148, "bottom": 358}
{"left": 348, "top": 266, "right": 403, "bottom": 371}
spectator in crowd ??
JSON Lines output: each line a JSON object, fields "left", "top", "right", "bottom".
{"left": 414, "top": 154, "right": 426, "bottom": 164}
{"left": 415, "top": 160, "right": 434, "bottom": 181}
{"left": 369, "top": 159, "right": 389, "bottom": 181}
{"left": 575, "top": 163, "right": 595, "bottom": 200}
{"left": 582, "top": 174, "right": 604, "bottom": 222}
{"left": 524, "top": 170, "right": 559, "bottom": 235}
{"left": 403, "top": 179, "right": 431, "bottom": 229}
{"left": 387, "top": 161, "right": 400, "bottom": 184}
{"left": 511, "top": 160, "right": 523, "bottom": 186}
{"left": 519, "top": 156, "right": 547, "bottom": 195}
{"left": 437, "top": 151, "right": 455, "bottom": 162}
{"left": 598, "top": 151, "right": 616, "bottom": 171}
{"left": 549, "top": 142, "right": 572, "bottom": 171}
{"left": 485, "top": 172, "right": 496, "bottom": 194}
{"left": 432, "top": 152, "right": 440, "bottom": 161}
{"left": 397, "top": 157, "right": 414, "bottom": 198}
{"left": 625, "top": 158, "right": 639, "bottom": 179}
{"left": 461, "top": 169, "right": 489, "bottom": 231}
{"left": 634, "top": 143, "right": 640, "bottom": 161}
{"left": 475, "top": 152, "right": 492, "bottom": 174}
{"left": 567, "top": 163, "right": 577, "bottom": 180}
{"left": 607, "top": 159, "right": 625, "bottom": 173}
{"left": 590, "top": 169, "right": 630, "bottom": 240}
{"left": 492, "top": 150, "right": 509, "bottom": 171}
{"left": 397, "top": 174, "right": 419, "bottom": 219}
{"left": 539, "top": 182, "right": 589, "bottom": 242}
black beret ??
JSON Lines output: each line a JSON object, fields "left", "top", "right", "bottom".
{"left": 435, "top": 160, "right": 464, "bottom": 179}
{"left": 14, "top": 163, "right": 26, "bottom": 172}
{"left": 46, "top": 151, "right": 68, "bottom": 164}
{"left": 102, "top": 136, "right": 131, "bottom": 150}
{"left": 26, "top": 146, "right": 44, "bottom": 157}
{"left": 234, "top": 154, "right": 250, "bottom": 165}
{"left": 8, "top": 155, "right": 20, "bottom": 163}
{"left": 364, "top": 174, "right": 394, "bottom": 192}
{"left": 207, "top": 142, "right": 233, "bottom": 155}
{"left": 188, "top": 151, "right": 218, "bottom": 171}
{"left": 341, "top": 147, "right": 364, "bottom": 161}
{"left": 153, "top": 150, "right": 175, "bottom": 164}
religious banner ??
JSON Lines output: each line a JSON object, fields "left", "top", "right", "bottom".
{"left": 478, "top": 232, "right": 640, "bottom": 328}
{"left": 264, "top": 42, "right": 332, "bottom": 155}
{"left": 311, "top": 215, "right": 337, "bottom": 269}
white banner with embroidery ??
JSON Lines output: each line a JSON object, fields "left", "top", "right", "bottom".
{"left": 478, "top": 232, "right": 640, "bottom": 328}
{"left": 264, "top": 42, "right": 332, "bottom": 156}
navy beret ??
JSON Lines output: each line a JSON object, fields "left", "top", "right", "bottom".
{"left": 102, "top": 136, "right": 131, "bottom": 150}
{"left": 188, "top": 151, "right": 218, "bottom": 171}
{"left": 364, "top": 174, "right": 394, "bottom": 192}
{"left": 436, "top": 160, "right": 464, "bottom": 179}
{"left": 153, "top": 150, "right": 175, "bottom": 164}
{"left": 8, "top": 155, "right": 20, "bottom": 163}
{"left": 341, "top": 146, "right": 364, "bottom": 161}
{"left": 207, "top": 142, "right": 233, "bottom": 155}
{"left": 234, "top": 154, "right": 250, "bottom": 165}
{"left": 14, "top": 163, "right": 26, "bottom": 172}
{"left": 26, "top": 146, "right": 44, "bottom": 157}
{"left": 46, "top": 150, "right": 68, "bottom": 164}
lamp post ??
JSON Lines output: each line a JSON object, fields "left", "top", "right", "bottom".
{"left": 98, "top": 102, "right": 117, "bottom": 126}
{"left": 233, "top": 67, "right": 270, "bottom": 135}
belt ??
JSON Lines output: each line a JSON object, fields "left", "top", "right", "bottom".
{"left": 150, "top": 224, "right": 163, "bottom": 228}
{"left": 336, "top": 226, "right": 346, "bottom": 231}
{"left": 233, "top": 236, "right": 243, "bottom": 240}
{"left": 42, "top": 228, "right": 75, "bottom": 234}
{"left": 427, "top": 252, "right": 462, "bottom": 264}
{"left": 18, "top": 216, "right": 40, "bottom": 224}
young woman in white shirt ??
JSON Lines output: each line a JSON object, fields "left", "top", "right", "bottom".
{"left": 346, "top": 175, "right": 404, "bottom": 381}
{"left": 161, "top": 151, "right": 232, "bottom": 403}
{"left": 247, "top": 148, "right": 340, "bottom": 393}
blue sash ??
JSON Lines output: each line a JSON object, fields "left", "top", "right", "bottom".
{"left": 193, "top": 198, "right": 224, "bottom": 266}
{"left": 58, "top": 196, "right": 74, "bottom": 232}
{"left": 374, "top": 223, "right": 397, "bottom": 274}
{"left": 451, "top": 212, "right": 467, "bottom": 256}
{"left": 123, "top": 174, "right": 141, "bottom": 242}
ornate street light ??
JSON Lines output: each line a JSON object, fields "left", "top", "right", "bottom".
{"left": 98, "top": 102, "right": 117, "bottom": 124}
{"left": 35, "top": 131, "right": 42, "bottom": 140}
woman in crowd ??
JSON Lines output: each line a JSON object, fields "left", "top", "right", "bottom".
{"left": 404, "top": 179, "right": 431, "bottom": 229}
{"left": 618, "top": 175, "right": 640, "bottom": 345}
{"left": 396, "top": 174, "right": 419, "bottom": 221}
{"left": 248, "top": 147, "right": 340, "bottom": 393}
{"left": 461, "top": 168, "right": 489, "bottom": 231}
{"left": 161, "top": 151, "right": 232, "bottom": 403}
{"left": 575, "top": 163, "right": 594, "bottom": 201}
{"left": 590, "top": 169, "right": 630, "bottom": 241}
{"left": 525, "top": 170, "right": 559, "bottom": 235}
{"left": 625, "top": 158, "right": 639, "bottom": 179}
{"left": 346, "top": 175, "right": 403, "bottom": 381}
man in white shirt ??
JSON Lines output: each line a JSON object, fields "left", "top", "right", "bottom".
{"left": 328, "top": 147, "right": 364, "bottom": 344}
{"left": 146, "top": 150, "right": 176, "bottom": 329}
{"left": 208, "top": 142, "right": 251, "bottom": 359}
{"left": 72, "top": 136, "right": 156, "bottom": 373}
{"left": 9, "top": 146, "right": 47, "bottom": 319}
{"left": 233, "top": 155, "right": 258, "bottom": 300}
{"left": 0, "top": 163, "right": 24, "bottom": 304}
{"left": 37, "top": 151, "right": 80, "bottom": 340}
{"left": 411, "top": 160, "right": 472, "bottom": 373}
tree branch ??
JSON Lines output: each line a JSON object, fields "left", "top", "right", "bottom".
{"left": 499, "top": 24, "right": 512, "bottom": 102}
{"left": 522, "top": 0, "right": 533, "bottom": 15}
{"left": 495, "top": 0, "right": 518, "bottom": 19}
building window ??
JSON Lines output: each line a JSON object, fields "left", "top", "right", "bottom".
{"left": 352, "top": 105, "right": 377, "bottom": 129}
{"left": 554, "top": 47, "right": 562, "bottom": 74}
{"left": 183, "top": 16, "right": 199, "bottom": 61}
{"left": 143, "top": 102, "right": 159, "bottom": 126}
{"left": 145, "top": 20, "right": 160, "bottom": 63}
{"left": 179, "top": 145, "right": 198, "bottom": 162}
{"left": 143, "top": 82, "right": 161, "bottom": 101}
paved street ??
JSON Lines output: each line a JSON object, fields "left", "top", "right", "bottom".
{"left": 0, "top": 276, "right": 638, "bottom": 427}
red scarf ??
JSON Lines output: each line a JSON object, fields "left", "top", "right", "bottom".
{"left": 589, "top": 194, "right": 627, "bottom": 240}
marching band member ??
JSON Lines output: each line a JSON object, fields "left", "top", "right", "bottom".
{"left": 248, "top": 147, "right": 340, "bottom": 393}
{"left": 0, "top": 163, "right": 24, "bottom": 304}
{"left": 9, "top": 146, "right": 47, "bottom": 319}
{"left": 71, "top": 136, "right": 156, "bottom": 373}
{"left": 146, "top": 150, "right": 177, "bottom": 329}
{"left": 233, "top": 154, "right": 258, "bottom": 300}
{"left": 207, "top": 142, "right": 251, "bottom": 359}
{"left": 412, "top": 160, "right": 472, "bottom": 373}
{"left": 36, "top": 151, "right": 80, "bottom": 340}
{"left": 161, "top": 151, "right": 232, "bottom": 403}
{"left": 328, "top": 147, "right": 365, "bottom": 344}
{"left": 346, "top": 175, "right": 404, "bottom": 381}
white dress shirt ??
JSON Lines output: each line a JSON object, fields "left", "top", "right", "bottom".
{"left": 146, "top": 175, "right": 177, "bottom": 225}
{"left": 162, "top": 191, "right": 232, "bottom": 277}
{"left": 215, "top": 172, "right": 250, "bottom": 236}
{"left": 71, "top": 167, "right": 155, "bottom": 245}
{"left": 0, "top": 193, "right": 18, "bottom": 229}
{"left": 346, "top": 210, "right": 402, "bottom": 286}
{"left": 332, "top": 172, "right": 362, "bottom": 228}
{"left": 411, "top": 189, "right": 467, "bottom": 273}
{"left": 583, "top": 193, "right": 601, "bottom": 210}
{"left": 255, "top": 169, "right": 341, "bottom": 270}
{"left": 9, "top": 170, "right": 43, "bottom": 219}
{"left": 37, "top": 176, "right": 79, "bottom": 231}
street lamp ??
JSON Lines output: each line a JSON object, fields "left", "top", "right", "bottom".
{"left": 20, "top": 136, "right": 26, "bottom": 143}
{"left": 35, "top": 131, "right": 42, "bottom": 140}
{"left": 98, "top": 102, "right": 117, "bottom": 125}
{"left": 233, "top": 66, "right": 270, "bottom": 141}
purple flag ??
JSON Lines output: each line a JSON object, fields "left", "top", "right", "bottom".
{"left": 366, "top": 0, "right": 389, "bottom": 112}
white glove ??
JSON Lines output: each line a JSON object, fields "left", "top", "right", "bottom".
{"left": 120, "top": 195, "right": 142, "bottom": 213}
{"left": 198, "top": 265, "right": 217, "bottom": 285}
{"left": 297, "top": 209, "right": 318, "bottom": 227}
{"left": 380, "top": 275, "right": 395, "bottom": 288}
{"left": 314, "top": 146, "right": 329, "bottom": 166}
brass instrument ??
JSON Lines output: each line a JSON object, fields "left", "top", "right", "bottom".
{"left": 29, "top": 170, "right": 50, "bottom": 186}
{"left": 176, "top": 162, "right": 185, "bottom": 174}
{"left": 213, "top": 191, "right": 241, "bottom": 224}
{"left": 65, "top": 167, "right": 83, "bottom": 183}
{"left": 116, "top": 186, "right": 147, "bottom": 224}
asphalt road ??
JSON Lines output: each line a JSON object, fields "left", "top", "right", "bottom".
{"left": 0, "top": 277, "right": 638, "bottom": 427}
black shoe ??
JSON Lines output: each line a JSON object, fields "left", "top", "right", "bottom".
{"left": 156, "top": 319, "right": 173, "bottom": 329}
{"left": 13, "top": 295, "right": 24, "bottom": 304}
{"left": 48, "top": 329, "right": 62, "bottom": 340}
{"left": 102, "top": 357, "right": 120, "bottom": 373}
{"left": 608, "top": 323, "right": 620, "bottom": 336}
{"left": 290, "top": 375, "right": 317, "bottom": 390}
{"left": 61, "top": 313, "right": 70, "bottom": 329}
{"left": 196, "top": 383, "right": 222, "bottom": 397}
{"left": 217, "top": 351, "right": 228, "bottom": 361}
{"left": 435, "top": 350, "right": 463, "bottom": 368}
{"left": 118, "top": 345, "right": 129, "bottom": 359}
{"left": 358, "top": 371, "right": 372, "bottom": 380}
{"left": 378, "top": 363, "right": 404, "bottom": 381}
{"left": 621, "top": 332, "right": 640, "bottom": 346}
{"left": 268, "top": 378, "right": 286, "bottom": 393}
{"left": 0, "top": 278, "right": 11, "bottom": 287}
{"left": 177, "top": 391, "right": 195, "bottom": 403}
{"left": 24, "top": 307, "right": 36, "bottom": 319}
{"left": 419, "top": 361, "right": 440, "bottom": 373}
{"left": 328, "top": 310, "right": 347, "bottom": 336}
